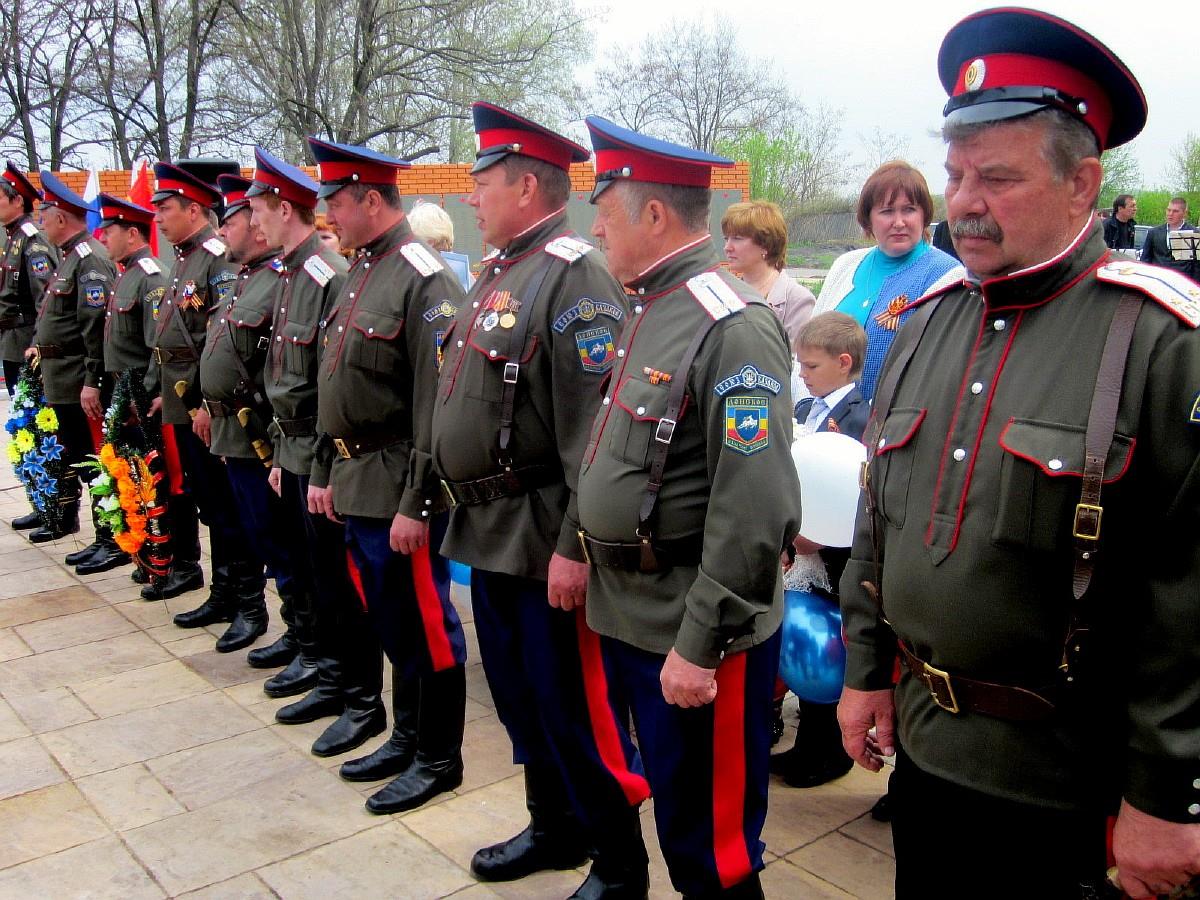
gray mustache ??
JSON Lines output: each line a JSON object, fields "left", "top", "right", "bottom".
{"left": 951, "top": 218, "right": 1003, "bottom": 243}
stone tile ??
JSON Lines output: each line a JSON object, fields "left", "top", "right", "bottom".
{"left": 0, "top": 631, "right": 171, "bottom": 697}
{"left": 0, "top": 735, "right": 65, "bottom": 799}
{"left": 0, "top": 697, "right": 30, "bottom": 743}
{"left": 458, "top": 726, "right": 522, "bottom": 794}
{"left": 473, "top": 868, "right": 587, "bottom": 899}
{"left": 786, "top": 832, "right": 896, "bottom": 899}
{"left": 114, "top": 598, "right": 176, "bottom": 629}
{"left": 222, "top": 677, "right": 275, "bottom": 707}
{"left": 0, "top": 625, "right": 32, "bottom": 661}
{"left": 838, "top": 811, "right": 894, "bottom": 859}
{"left": 0, "top": 835, "right": 163, "bottom": 898}
{"left": 177, "top": 872, "right": 277, "bottom": 899}
{"left": 123, "top": 768, "right": 376, "bottom": 895}
{"left": 0, "top": 584, "right": 104, "bottom": 628}
{"left": 100, "top": 583, "right": 154, "bottom": 604}
{"left": 258, "top": 820, "right": 473, "bottom": 899}
{"left": 0, "top": 564, "right": 79, "bottom": 599}
{"left": 76, "top": 762, "right": 187, "bottom": 831}
{"left": 72, "top": 659, "right": 213, "bottom": 718}
{"left": 0, "top": 782, "right": 111, "bottom": 869}
{"left": 761, "top": 767, "right": 888, "bottom": 856}
{"left": 463, "top": 696, "right": 492, "bottom": 724}
{"left": 40, "top": 690, "right": 261, "bottom": 778}
{"left": 15, "top": 605, "right": 138, "bottom": 652}
{"left": 464, "top": 662, "right": 494, "bottom": 710}
{"left": 0, "top": 546, "right": 53, "bottom": 576}
{"left": 7, "top": 686, "right": 96, "bottom": 732}
{"left": 403, "top": 775, "right": 529, "bottom": 872}
{"left": 182, "top": 648, "right": 265, "bottom": 689}
{"left": 164, "top": 633, "right": 217, "bottom": 658}
{"left": 444, "top": 886, "right": 503, "bottom": 899}
{"left": 761, "top": 857, "right": 855, "bottom": 898}
{"left": 147, "top": 728, "right": 320, "bottom": 810}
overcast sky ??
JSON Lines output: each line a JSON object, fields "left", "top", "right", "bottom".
{"left": 586, "top": 0, "right": 1193, "bottom": 202}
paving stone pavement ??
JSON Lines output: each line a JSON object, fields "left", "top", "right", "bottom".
{"left": 0, "top": 402, "right": 893, "bottom": 899}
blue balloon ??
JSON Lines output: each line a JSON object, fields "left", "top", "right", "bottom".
{"left": 448, "top": 560, "right": 471, "bottom": 586}
{"left": 778, "top": 589, "right": 847, "bottom": 704}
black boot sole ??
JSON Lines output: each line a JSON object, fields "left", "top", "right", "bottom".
{"left": 312, "top": 714, "right": 387, "bottom": 758}
{"left": 29, "top": 525, "right": 80, "bottom": 544}
{"left": 471, "top": 848, "right": 591, "bottom": 882}
{"left": 246, "top": 643, "right": 298, "bottom": 669}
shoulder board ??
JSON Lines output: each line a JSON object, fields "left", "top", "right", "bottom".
{"left": 545, "top": 235, "right": 594, "bottom": 263}
{"left": 686, "top": 271, "right": 747, "bottom": 320}
{"left": 202, "top": 237, "right": 227, "bottom": 256}
{"left": 303, "top": 253, "right": 336, "bottom": 287}
{"left": 75, "top": 242, "right": 92, "bottom": 259}
{"left": 901, "top": 277, "right": 966, "bottom": 314}
{"left": 481, "top": 248, "right": 500, "bottom": 263}
{"left": 19, "top": 221, "right": 37, "bottom": 238}
{"left": 400, "top": 242, "right": 444, "bottom": 277}
{"left": 137, "top": 256, "right": 162, "bottom": 275}
{"left": 1096, "top": 260, "right": 1200, "bottom": 328}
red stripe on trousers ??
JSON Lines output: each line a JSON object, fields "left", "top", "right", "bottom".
{"left": 345, "top": 548, "right": 368, "bottom": 611}
{"left": 409, "top": 544, "right": 457, "bottom": 671}
{"left": 574, "top": 613, "right": 652, "bottom": 806}
{"left": 712, "top": 652, "right": 752, "bottom": 889}
{"left": 161, "top": 425, "right": 184, "bottom": 495}
{"left": 86, "top": 416, "right": 103, "bottom": 452}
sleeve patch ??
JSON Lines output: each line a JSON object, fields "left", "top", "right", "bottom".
{"left": 723, "top": 396, "right": 770, "bottom": 454}
{"left": 545, "top": 235, "right": 593, "bottom": 263}
{"left": 19, "top": 222, "right": 37, "bottom": 238}
{"left": 422, "top": 299, "right": 458, "bottom": 322}
{"left": 303, "top": 254, "right": 336, "bottom": 286}
{"left": 202, "top": 237, "right": 227, "bottom": 256}
{"left": 1190, "top": 391, "right": 1200, "bottom": 425}
{"left": 575, "top": 326, "right": 617, "bottom": 373}
{"left": 29, "top": 255, "right": 51, "bottom": 275}
{"left": 137, "top": 256, "right": 162, "bottom": 275}
{"left": 209, "top": 270, "right": 236, "bottom": 286}
{"left": 75, "top": 242, "right": 93, "bottom": 259}
{"left": 714, "top": 364, "right": 782, "bottom": 397}
{"left": 84, "top": 284, "right": 107, "bottom": 308}
{"left": 552, "top": 297, "right": 624, "bottom": 333}
{"left": 400, "top": 242, "right": 444, "bottom": 277}
{"left": 1096, "top": 261, "right": 1200, "bottom": 327}
{"left": 687, "top": 271, "right": 746, "bottom": 320}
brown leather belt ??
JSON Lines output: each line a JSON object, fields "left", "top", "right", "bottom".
{"left": 34, "top": 343, "right": 64, "bottom": 359}
{"left": 201, "top": 399, "right": 234, "bottom": 418}
{"left": 153, "top": 346, "right": 198, "bottom": 364}
{"left": 440, "top": 465, "right": 557, "bottom": 506}
{"left": 577, "top": 530, "right": 704, "bottom": 574}
{"left": 330, "top": 434, "right": 403, "bottom": 460}
{"left": 897, "top": 640, "right": 1057, "bottom": 722}
{"left": 273, "top": 415, "right": 317, "bottom": 438}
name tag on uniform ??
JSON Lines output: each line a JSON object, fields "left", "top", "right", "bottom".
{"left": 400, "top": 243, "right": 444, "bottom": 277}
{"left": 303, "top": 254, "right": 336, "bottom": 286}
{"left": 687, "top": 271, "right": 746, "bottom": 320}
{"left": 138, "top": 256, "right": 162, "bottom": 275}
{"left": 75, "top": 242, "right": 92, "bottom": 259}
{"left": 545, "top": 235, "right": 593, "bottom": 263}
{"left": 19, "top": 222, "right": 37, "bottom": 238}
{"left": 202, "top": 237, "right": 227, "bottom": 256}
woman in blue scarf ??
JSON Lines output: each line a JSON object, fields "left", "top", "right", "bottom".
{"left": 814, "top": 161, "right": 963, "bottom": 400}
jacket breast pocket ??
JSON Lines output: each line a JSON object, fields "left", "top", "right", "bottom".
{"left": 280, "top": 320, "right": 319, "bottom": 377}
{"left": 348, "top": 308, "right": 405, "bottom": 374}
{"left": 226, "top": 308, "right": 270, "bottom": 359}
{"left": 47, "top": 278, "right": 74, "bottom": 314}
{"left": 111, "top": 293, "right": 141, "bottom": 335}
{"left": 993, "top": 418, "right": 1134, "bottom": 553}
{"left": 607, "top": 376, "right": 671, "bottom": 469}
{"left": 871, "top": 407, "right": 927, "bottom": 529}
{"left": 465, "top": 323, "right": 539, "bottom": 403}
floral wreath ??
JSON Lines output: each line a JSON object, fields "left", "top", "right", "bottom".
{"left": 5, "top": 362, "right": 66, "bottom": 532}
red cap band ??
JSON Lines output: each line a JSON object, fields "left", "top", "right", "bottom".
{"left": 593, "top": 147, "right": 713, "bottom": 188}
{"left": 316, "top": 160, "right": 397, "bottom": 185}
{"left": 477, "top": 127, "right": 576, "bottom": 172}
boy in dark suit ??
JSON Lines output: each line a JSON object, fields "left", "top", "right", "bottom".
{"left": 774, "top": 312, "right": 868, "bottom": 787}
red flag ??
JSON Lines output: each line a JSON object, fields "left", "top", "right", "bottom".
{"left": 129, "top": 161, "right": 158, "bottom": 256}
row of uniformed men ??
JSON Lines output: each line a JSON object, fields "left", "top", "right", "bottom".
{"left": 0, "top": 103, "right": 802, "bottom": 900}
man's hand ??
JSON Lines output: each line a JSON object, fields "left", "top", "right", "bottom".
{"left": 307, "top": 484, "right": 342, "bottom": 523}
{"left": 547, "top": 552, "right": 589, "bottom": 610}
{"left": 1113, "top": 800, "right": 1200, "bottom": 898}
{"left": 147, "top": 396, "right": 162, "bottom": 417}
{"left": 793, "top": 534, "right": 824, "bottom": 556}
{"left": 267, "top": 467, "right": 281, "bottom": 496}
{"left": 23, "top": 346, "right": 36, "bottom": 361}
{"left": 389, "top": 514, "right": 428, "bottom": 555}
{"left": 660, "top": 648, "right": 718, "bottom": 708}
{"left": 80, "top": 386, "right": 103, "bottom": 420}
{"left": 838, "top": 686, "right": 896, "bottom": 772}
{"left": 192, "top": 407, "right": 212, "bottom": 447}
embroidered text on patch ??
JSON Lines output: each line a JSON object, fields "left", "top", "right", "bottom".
{"left": 552, "top": 297, "right": 624, "bottom": 333}
{"left": 724, "top": 396, "right": 769, "bottom": 455}
{"left": 714, "top": 364, "right": 782, "bottom": 397}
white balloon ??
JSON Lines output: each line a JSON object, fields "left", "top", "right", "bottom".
{"left": 791, "top": 431, "right": 867, "bottom": 548}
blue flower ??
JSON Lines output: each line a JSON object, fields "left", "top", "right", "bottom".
{"left": 39, "top": 436, "right": 63, "bottom": 462}
{"left": 4, "top": 420, "right": 17, "bottom": 435}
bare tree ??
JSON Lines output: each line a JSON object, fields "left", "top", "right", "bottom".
{"left": 1166, "top": 133, "right": 1200, "bottom": 194}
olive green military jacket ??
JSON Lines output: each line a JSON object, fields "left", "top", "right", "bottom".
{"left": 200, "top": 248, "right": 281, "bottom": 459}
{"left": 33, "top": 231, "right": 117, "bottom": 404}
{"left": 104, "top": 246, "right": 163, "bottom": 383}
{"left": 315, "top": 218, "right": 466, "bottom": 520}
{"left": 577, "top": 238, "right": 802, "bottom": 668}
{"left": 841, "top": 224, "right": 1200, "bottom": 823}
{"left": 433, "top": 211, "right": 628, "bottom": 580}
{"left": 0, "top": 216, "right": 56, "bottom": 362}
{"left": 150, "top": 226, "right": 238, "bottom": 425}
{"left": 265, "top": 232, "right": 348, "bottom": 480}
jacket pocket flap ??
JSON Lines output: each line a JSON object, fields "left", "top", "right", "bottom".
{"left": 351, "top": 309, "right": 404, "bottom": 340}
{"left": 876, "top": 408, "right": 927, "bottom": 455}
{"left": 281, "top": 320, "right": 319, "bottom": 346}
{"left": 226, "top": 308, "right": 269, "bottom": 329}
{"left": 613, "top": 376, "right": 669, "bottom": 422}
{"left": 999, "top": 418, "right": 1134, "bottom": 482}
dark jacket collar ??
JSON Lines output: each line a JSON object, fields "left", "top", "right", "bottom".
{"left": 360, "top": 218, "right": 413, "bottom": 258}
{"left": 59, "top": 228, "right": 89, "bottom": 254}
{"left": 280, "top": 231, "right": 323, "bottom": 271}
{"left": 5, "top": 214, "right": 31, "bottom": 237}
{"left": 175, "top": 224, "right": 215, "bottom": 256}
{"left": 241, "top": 247, "right": 281, "bottom": 274}
{"left": 625, "top": 234, "right": 718, "bottom": 297}
{"left": 494, "top": 209, "right": 570, "bottom": 266}
{"left": 975, "top": 220, "right": 1108, "bottom": 312}
{"left": 121, "top": 245, "right": 152, "bottom": 267}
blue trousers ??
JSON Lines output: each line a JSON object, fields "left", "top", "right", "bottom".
{"left": 224, "top": 457, "right": 295, "bottom": 593}
{"left": 470, "top": 571, "right": 650, "bottom": 832}
{"left": 596, "top": 629, "right": 782, "bottom": 896}
{"left": 344, "top": 512, "right": 466, "bottom": 679}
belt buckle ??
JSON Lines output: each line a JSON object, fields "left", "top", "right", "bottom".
{"left": 1072, "top": 503, "right": 1102, "bottom": 541}
{"left": 440, "top": 479, "right": 459, "bottom": 507}
{"left": 577, "top": 530, "right": 592, "bottom": 564}
{"left": 922, "top": 662, "right": 960, "bottom": 714}
{"left": 152, "top": 347, "right": 163, "bottom": 364}
{"left": 333, "top": 438, "right": 351, "bottom": 460}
